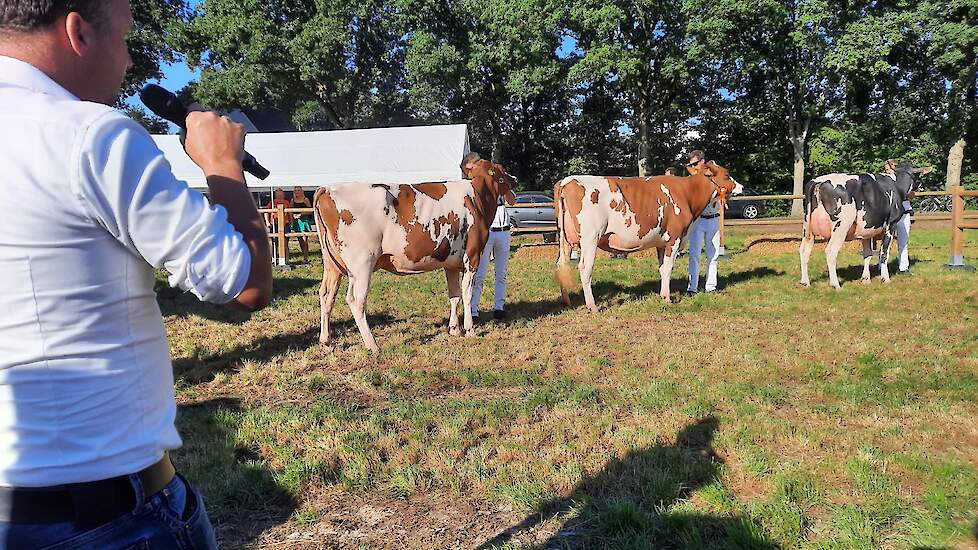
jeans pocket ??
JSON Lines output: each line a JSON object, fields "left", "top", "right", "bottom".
{"left": 164, "top": 475, "right": 218, "bottom": 550}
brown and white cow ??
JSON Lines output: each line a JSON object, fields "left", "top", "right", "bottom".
{"left": 554, "top": 162, "right": 739, "bottom": 311}
{"left": 313, "top": 158, "right": 516, "bottom": 352}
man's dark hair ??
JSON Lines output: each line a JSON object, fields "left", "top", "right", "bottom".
{"left": 0, "top": 1, "right": 105, "bottom": 31}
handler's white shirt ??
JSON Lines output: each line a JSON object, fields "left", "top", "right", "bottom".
{"left": 0, "top": 56, "right": 251, "bottom": 486}
{"left": 491, "top": 196, "right": 511, "bottom": 228}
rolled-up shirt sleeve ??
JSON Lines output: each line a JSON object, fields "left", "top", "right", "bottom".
{"left": 71, "top": 110, "right": 251, "bottom": 304}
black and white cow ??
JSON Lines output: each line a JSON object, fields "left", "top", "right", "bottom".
{"left": 799, "top": 164, "right": 929, "bottom": 288}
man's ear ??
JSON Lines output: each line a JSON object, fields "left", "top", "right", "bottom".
{"left": 64, "top": 12, "right": 95, "bottom": 57}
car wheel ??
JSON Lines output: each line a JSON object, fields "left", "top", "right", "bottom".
{"left": 743, "top": 204, "right": 759, "bottom": 219}
{"left": 543, "top": 232, "right": 557, "bottom": 243}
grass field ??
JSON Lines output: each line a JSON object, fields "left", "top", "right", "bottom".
{"left": 158, "top": 227, "right": 978, "bottom": 549}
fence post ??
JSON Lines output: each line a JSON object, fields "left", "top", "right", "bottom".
{"left": 277, "top": 204, "right": 289, "bottom": 268}
{"left": 948, "top": 186, "right": 966, "bottom": 268}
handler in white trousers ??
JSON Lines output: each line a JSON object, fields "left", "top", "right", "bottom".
{"left": 881, "top": 159, "right": 912, "bottom": 274}
{"left": 685, "top": 150, "right": 722, "bottom": 293}
{"left": 473, "top": 196, "right": 516, "bottom": 319}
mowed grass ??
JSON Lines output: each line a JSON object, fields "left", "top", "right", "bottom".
{"left": 160, "top": 228, "right": 978, "bottom": 549}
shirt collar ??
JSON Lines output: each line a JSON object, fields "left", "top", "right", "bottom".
{"left": 0, "top": 55, "right": 79, "bottom": 101}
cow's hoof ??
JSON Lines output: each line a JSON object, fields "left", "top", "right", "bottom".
{"left": 318, "top": 340, "right": 334, "bottom": 350}
{"left": 465, "top": 330, "right": 476, "bottom": 338}
{"left": 587, "top": 306, "right": 600, "bottom": 314}
{"left": 861, "top": 277, "right": 871, "bottom": 285}
{"left": 882, "top": 278, "right": 891, "bottom": 285}
{"left": 661, "top": 296, "right": 671, "bottom": 304}
{"left": 449, "top": 327, "right": 461, "bottom": 337}
{"left": 830, "top": 284, "right": 842, "bottom": 291}
{"left": 799, "top": 281, "right": 810, "bottom": 288}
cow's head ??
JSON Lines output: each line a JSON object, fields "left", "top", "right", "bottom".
{"left": 700, "top": 161, "right": 739, "bottom": 205}
{"left": 468, "top": 158, "right": 516, "bottom": 201}
{"left": 893, "top": 163, "right": 933, "bottom": 198}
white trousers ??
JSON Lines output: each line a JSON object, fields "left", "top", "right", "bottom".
{"left": 687, "top": 216, "right": 721, "bottom": 292}
{"left": 880, "top": 212, "right": 911, "bottom": 272}
{"left": 472, "top": 230, "right": 511, "bottom": 314}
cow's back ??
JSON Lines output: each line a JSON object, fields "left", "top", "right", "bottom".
{"left": 317, "top": 181, "right": 477, "bottom": 274}
{"left": 556, "top": 175, "right": 693, "bottom": 252}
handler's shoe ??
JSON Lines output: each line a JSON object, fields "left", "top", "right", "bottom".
{"left": 492, "top": 309, "right": 506, "bottom": 320}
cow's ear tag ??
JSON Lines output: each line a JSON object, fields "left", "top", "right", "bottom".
{"left": 468, "top": 171, "right": 474, "bottom": 178}
{"left": 487, "top": 169, "right": 495, "bottom": 176}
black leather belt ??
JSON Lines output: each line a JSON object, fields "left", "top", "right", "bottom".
{"left": 490, "top": 226, "right": 511, "bottom": 232}
{"left": 0, "top": 453, "right": 176, "bottom": 525}
{"left": 700, "top": 213, "right": 720, "bottom": 219}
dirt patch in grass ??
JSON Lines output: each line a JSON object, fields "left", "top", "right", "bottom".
{"left": 245, "top": 490, "right": 528, "bottom": 549}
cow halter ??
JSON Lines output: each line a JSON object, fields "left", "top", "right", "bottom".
{"left": 703, "top": 172, "right": 729, "bottom": 208}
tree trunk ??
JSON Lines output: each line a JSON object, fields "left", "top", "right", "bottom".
{"left": 946, "top": 137, "right": 966, "bottom": 191}
{"left": 637, "top": 90, "right": 651, "bottom": 177}
{"left": 789, "top": 117, "right": 810, "bottom": 217}
{"left": 491, "top": 128, "right": 504, "bottom": 164}
{"left": 314, "top": 85, "right": 347, "bottom": 129}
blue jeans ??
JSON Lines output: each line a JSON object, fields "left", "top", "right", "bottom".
{"left": 0, "top": 473, "right": 217, "bottom": 550}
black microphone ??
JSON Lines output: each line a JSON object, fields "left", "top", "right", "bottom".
{"left": 139, "top": 84, "right": 270, "bottom": 180}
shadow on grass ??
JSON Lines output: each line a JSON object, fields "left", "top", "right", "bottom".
{"left": 497, "top": 266, "right": 785, "bottom": 322}
{"left": 156, "top": 277, "right": 321, "bottom": 323}
{"left": 479, "top": 417, "right": 776, "bottom": 549}
{"left": 720, "top": 266, "right": 785, "bottom": 289}
{"left": 173, "top": 314, "right": 394, "bottom": 384}
{"left": 832, "top": 259, "right": 920, "bottom": 284}
{"left": 174, "top": 397, "right": 297, "bottom": 548}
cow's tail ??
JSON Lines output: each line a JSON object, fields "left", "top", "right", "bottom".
{"left": 801, "top": 179, "right": 817, "bottom": 239}
{"left": 553, "top": 179, "right": 575, "bottom": 306}
{"left": 312, "top": 187, "right": 347, "bottom": 276}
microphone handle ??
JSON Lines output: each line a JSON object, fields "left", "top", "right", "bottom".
{"left": 243, "top": 152, "right": 270, "bottom": 180}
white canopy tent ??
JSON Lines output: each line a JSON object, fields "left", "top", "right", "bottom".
{"left": 150, "top": 124, "right": 471, "bottom": 190}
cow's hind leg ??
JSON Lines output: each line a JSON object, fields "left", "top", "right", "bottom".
{"left": 345, "top": 264, "right": 379, "bottom": 353}
{"left": 446, "top": 269, "right": 462, "bottom": 336}
{"left": 825, "top": 209, "right": 856, "bottom": 290}
{"left": 799, "top": 219, "right": 815, "bottom": 287}
{"left": 860, "top": 239, "right": 873, "bottom": 284}
{"left": 660, "top": 241, "right": 682, "bottom": 303}
{"left": 319, "top": 263, "right": 343, "bottom": 346}
{"left": 878, "top": 231, "right": 894, "bottom": 283}
{"left": 578, "top": 232, "right": 601, "bottom": 313}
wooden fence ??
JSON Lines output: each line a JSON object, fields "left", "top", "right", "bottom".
{"left": 259, "top": 188, "right": 977, "bottom": 268}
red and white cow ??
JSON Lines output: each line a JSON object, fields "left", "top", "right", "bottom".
{"left": 554, "top": 162, "right": 739, "bottom": 311}
{"left": 313, "top": 158, "right": 515, "bottom": 352}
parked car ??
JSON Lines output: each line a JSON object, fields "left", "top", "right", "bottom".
{"left": 508, "top": 192, "right": 557, "bottom": 242}
{"left": 726, "top": 187, "right": 767, "bottom": 219}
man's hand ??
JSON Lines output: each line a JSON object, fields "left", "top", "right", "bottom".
{"left": 183, "top": 109, "right": 246, "bottom": 176}
{"left": 179, "top": 107, "right": 271, "bottom": 312}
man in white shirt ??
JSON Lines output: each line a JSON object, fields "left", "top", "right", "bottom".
{"left": 463, "top": 153, "right": 517, "bottom": 320}
{"left": 0, "top": 1, "right": 271, "bottom": 548}
{"left": 685, "top": 150, "right": 722, "bottom": 293}
{"left": 881, "top": 158, "right": 913, "bottom": 274}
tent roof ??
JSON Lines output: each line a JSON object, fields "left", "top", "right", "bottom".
{"left": 150, "top": 124, "right": 470, "bottom": 190}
